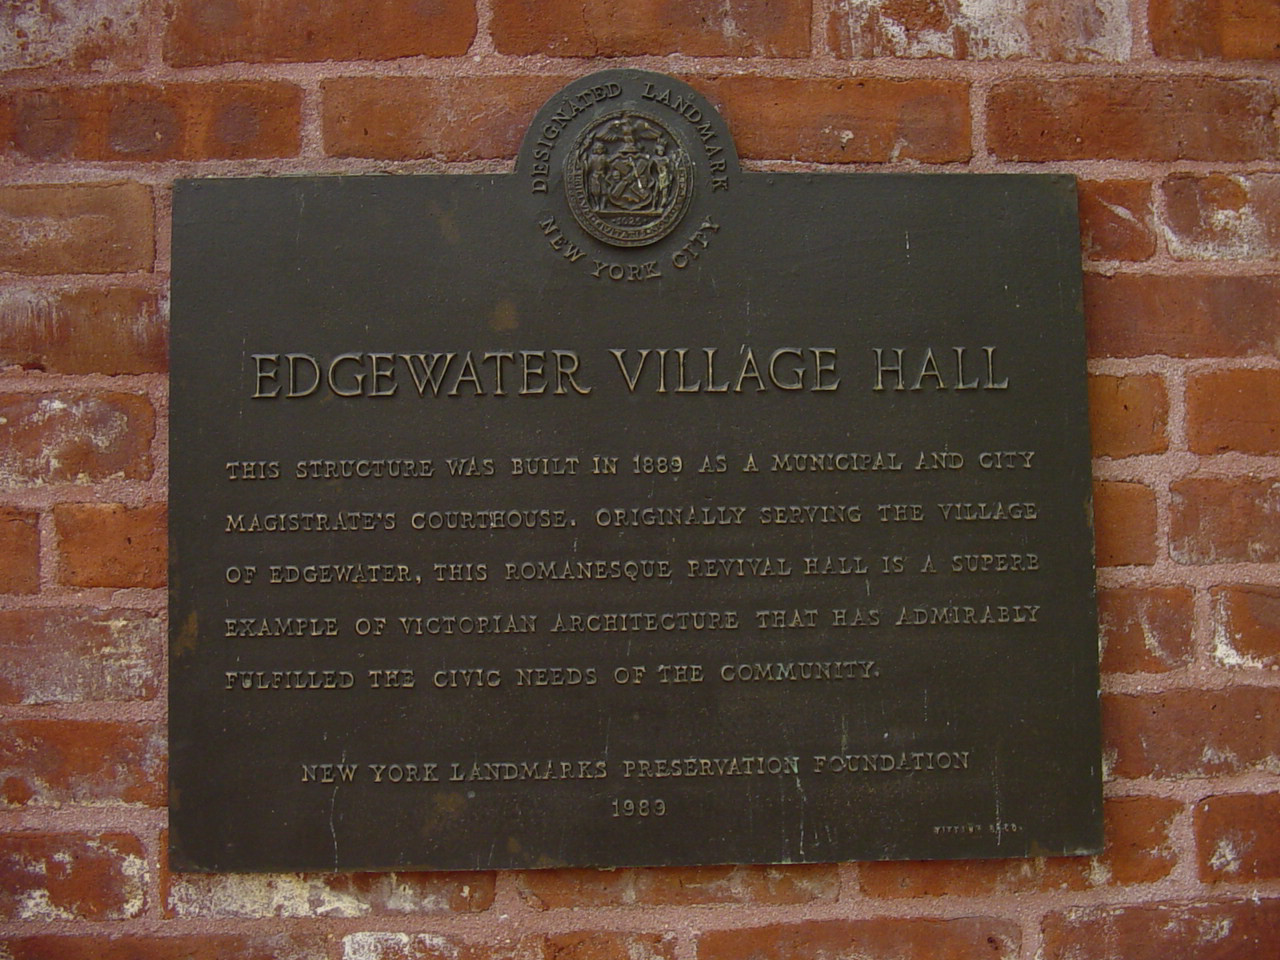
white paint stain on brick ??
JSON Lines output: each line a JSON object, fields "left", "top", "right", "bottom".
{"left": 1211, "top": 601, "right": 1272, "bottom": 670}
{"left": 832, "top": 0, "right": 1130, "bottom": 60}
{"left": 1208, "top": 835, "right": 1244, "bottom": 875}
{"left": 113, "top": 844, "right": 147, "bottom": 917}
{"left": 0, "top": 394, "right": 138, "bottom": 487}
{"left": 1162, "top": 175, "right": 1267, "bottom": 260}
{"left": 12, "top": 616, "right": 155, "bottom": 705}
{"left": 342, "top": 932, "right": 459, "bottom": 960}
{"left": 169, "top": 873, "right": 373, "bottom": 918}
{"left": 1098, "top": 197, "right": 1143, "bottom": 229}
{"left": 17, "top": 886, "right": 78, "bottom": 921}
{"left": 1086, "top": 856, "right": 1113, "bottom": 886}
{"left": 1196, "top": 914, "right": 1235, "bottom": 943}
{"left": 0, "top": 0, "right": 145, "bottom": 71}
{"left": 1200, "top": 744, "right": 1241, "bottom": 771}
{"left": 1100, "top": 746, "right": 1117, "bottom": 781}
{"left": 717, "top": 0, "right": 743, "bottom": 42}
{"left": 380, "top": 875, "right": 451, "bottom": 912}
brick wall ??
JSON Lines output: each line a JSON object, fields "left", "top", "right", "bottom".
{"left": 1, "top": 1, "right": 1278, "bottom": 957}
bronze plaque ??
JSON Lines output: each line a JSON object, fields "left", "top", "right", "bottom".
{"left": 169, "top": 70, "right": 1101, "bottom": 871}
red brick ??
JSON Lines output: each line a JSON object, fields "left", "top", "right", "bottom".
{"left": 1171, "top": 476, "right": 1280, "bottom": 564}
{"left": 697, "top": 918, "right": 1019, "bottom": 960}
{"left": 0, "top": 286, "right": 166, "bottom": 374}
{"left": 1188, "top": 369, "right": 1280, "bottom": 454}
{"left": 1151, "top": 0, "right": 1280, "bottom": 60}
{"left": 54, "top": 502, "right": 165, "bottom": 588}
{"left": 0, "top": 392, "right": 154, "bottom": 485}
{"left": 828, "top": 0, "right": 1130, "bottom": 61}
{"left": 0, "top": 183, "right": 152, "bottom": 274}
{"left": 0, "top": 508, "right": 39, "bottom": 593}
{"left": 0, "top": 719, "right": 164, "bottom": 808}
{"left": 1104, "top": 687, "right": 1280, "bottom": 779}
{"left": 1104, "top": 795, "right": 1182, "bottom": 883}
{"left": 1089, "top": 374, "right": 1168, "bottom": 457}
{"left": 858, "top": 795, "right": 1178, "bottom": 896}
{"left": 0, "top": 607, "right": 160, "bottom": 704}
{"left": 517, "top": 863, "right": 838, "bottom": 909}
{"left": 1094, "top": 480, "right": 1157, "bottom": 566}
{"left": 0, "top": 934, "right": 333, "bottom": 960}
{"left": 167, "top": 870, "right": 495, "bottom": 917}
{"left": 165, "top": 0, "right": 476, "bottom": 66}
{"left": 492, "top": 0, "right": 809, "bottom": 57}
{"left": 1079, "top": 180, "right": 1156, "bottom": 261}
{"left": 1098, "top": 586, "right": 1195, "bottom": 674}
{"left": 988, "top": 78, "right": 1278, "bottom": 161}
{"left": 0, "top": 0, "right": 148, "bottom": 73}
{"left": 1084, "top": 274, "right": 1280, "bottom": 359}
{"left": 2, "top": 83, "right": 301, "bottom": 161}
{"left": 1043, "top": 898, "right": 1280, "bottom": 960}
{"left": 1210, "top": 584, "right": 1280, "bottom": 668}
{"left": 544, "top": 932, "right": 676, "bottom": 960}
{"left": 323, "top": 76, "right": 570, "bottom": 161}
{"left": 0, "top": 832, "right": 144, "bottom": 920}
{"left": 697, "top": 77, "right": 971, "bottom": 163}
{"left": 1196, "top": 793, "right": 1280, "bottom": 881}
{"left": 1161, "top": 174, "right": 1280, "bottom": 260}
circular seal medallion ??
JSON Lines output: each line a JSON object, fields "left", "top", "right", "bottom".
{"left": 564, "top": 109, "right": 694, "bottom": 248}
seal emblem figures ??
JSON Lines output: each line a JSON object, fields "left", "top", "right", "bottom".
{"left": 564, "top": 109, "right": 694, "bottom": 247}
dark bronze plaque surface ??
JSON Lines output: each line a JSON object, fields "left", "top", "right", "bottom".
{"left": 169, "top": 70, "right": 1101, "bottom": 872}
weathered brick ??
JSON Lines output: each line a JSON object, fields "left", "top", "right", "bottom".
{"left": 1084, "top": 274, "right": 1280, "bottom": 358}
{"left": 697, "top": 76, "right": 971, "bottom": 163}
{"left": 0, "top": 183, "right": 152, "bottom": 274}
{"left": 1171, "top": 476, "right": 1280, "bottom": 564}
{"left": 338, "top": 931, "right": 674, "bottom": 960}
{"left": 1, "top": 934, "right": 333, "bottom": 960}
{"left": 1089, "top": 374, "right": 1168, "bottom": 457}
{"left": 492, "top": 0, "right": 810, "bottom": 57}
{"left": 2, "top": 83, "right": 302, "bottom": 162}
{"left": 1079, "top": 180, "right": 1156, "bottom": 261}
{"left": 323, "top": 76, "right": 569, "bottom": 161}
{"left": 1188, "top": 369, "right": 1280, "bottom": 454}
{"left": 858, "top": 795, "right": 1178, "bottom": 896}
{"left": 0, "top": 607, "right": 160, "bottom": 704}
{"left": 1161, "top": 174, "right": 1280, "bottom": 260}
{"left": 988, "top": 78, "right": 1278, "bottom": 161}
{"left": 0, "top": 508, "right": 39, "bottom": 593}
{"left": 1043, "top": 898, "right": 1280, "bottom": 960}
{"left": 828, "top": 0, "right": 1130, "bottom": 61}
{"left": 697, "top": 918, "right": 1019, "bottom": 960}
{"left": 1210, "top": 584, "right": 1280, "bottom": 668}
{"left": 0, "top": 285, "right": 166, "bottom": 374}
{"left": 1104, "top": 687, "right": 1280, "bottom": 779}
{"left": 1151, "top": 0, "right": 1280, "bottom": 60}
{"left": 1098, "top": 585, "right": 1195, "bottom": 674}
{"left": 0, "top": 832, "right": 144, "bottom": 920}
{"left": 54, "top": 502, "right": 165, "bottom": 588}
{"left": 517, "top": 863, "right": 838, "bottom": 909}
{"left": 0, "top": 0, "right": 148, "bottom": 73}
{"left": 0, "top": 392, "right": 154, "bottom": 485}
{"left": 165, "top": 0, "right": 476, "bottom": 66}
{"left": 339, "top": 933, "right": 489, "bottom": 960}
{"left": 1196, "top": 793, "right": 1280, "bottom": 882}
{"left": 167, "top": 870, "right": 494, "bottom": 917}
{"left": 1094, "top": 480, "right": 1157, "bottom": 566}
{"left": 0, "top": 719, "right": 164, "bottom": 807}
